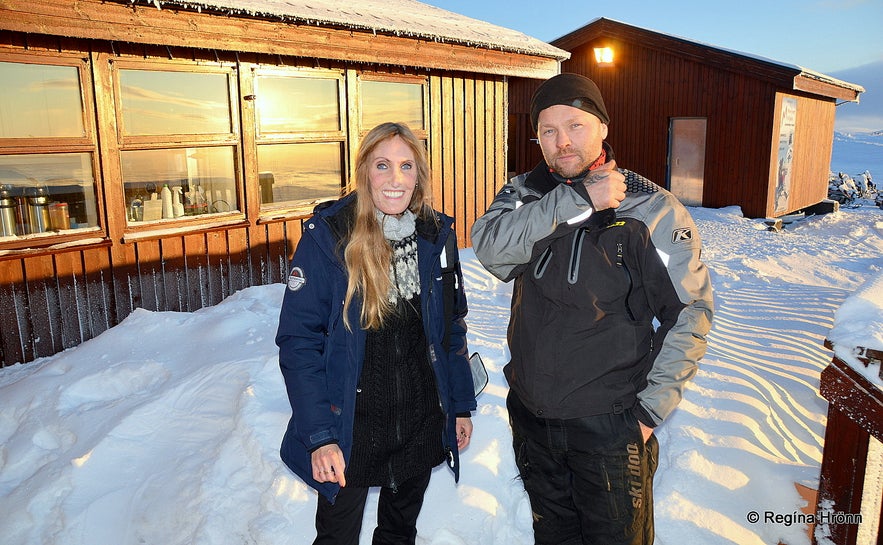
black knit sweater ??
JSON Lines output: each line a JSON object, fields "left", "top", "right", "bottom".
{"left": 346, "top": 240, "right": 446, "bottom": 489}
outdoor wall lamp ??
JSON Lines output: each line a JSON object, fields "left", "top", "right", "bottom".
{"left": 594, "top": 46, "right": 614, "bottom": 66}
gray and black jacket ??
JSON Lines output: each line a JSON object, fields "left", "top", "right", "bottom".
{"left": 470, "top": 146, "right": 714, "bottom": 428}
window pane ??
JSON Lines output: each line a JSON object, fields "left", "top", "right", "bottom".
{"left": 361, "top": 81, "right": 423, "bottom": 131}
{"left": 121, "top": 147, "right": 237, "bottom": 223}
{"left": 257, "top": 143, "right": 342, "bottom": 206}
{"left": 119, "top": 70, "right": 232, "bottom": 135}
{"left": 0, "top": 153, "right": 97, "bottom": 235}
{"left": 0, "top": 62, "right": 85, "bottom": 138}
{"left": 256, "top": 76, "right": 340, "bottom": 133}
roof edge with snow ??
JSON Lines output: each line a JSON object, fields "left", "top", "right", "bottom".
{"left": 118, "top": 0, "right": 569, "bottom": 61}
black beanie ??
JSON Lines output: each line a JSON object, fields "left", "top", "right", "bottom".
{"left": 529, "top": 73, "right": 610, "bottom": 131}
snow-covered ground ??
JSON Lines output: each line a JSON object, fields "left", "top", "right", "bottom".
{"left": 1, "top": 153, "right": 881, "bottom": 543}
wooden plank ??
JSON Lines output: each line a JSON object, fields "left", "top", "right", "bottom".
{"left": 820, "top": 360, "right": 883, "bottom": 442}
{"left": 0, "top": 0, "right": 562, "bottom": 78}
{"left": 159, "top": 236, "right": 186, "bottom": 312}
{"left": 134, "top": 239, "right": 163, "bottom": 311}
{"left": 794, "top": 74, "right": 860, "bottom": 102}
{"left": 462, "top": 78, "right": 476, "bottom": 248}
{"left": 472, "top": 77, "right": 487, "bottom": 238}
{"left": 0, "top": 260, "right": 27, "bottom": 366}
{"left": 453, "top": 77, "right": 467, "bottom": 246}
{"left": 815, "top": 404, "right": 867, "bottom": 545}
{"left": 442, "top": 76, "right": 455, "bottom": 219}
{"left": 22, "top": 254, "right": 62, "bottom": 358}
{"left": 494, "top": 79, "right": 506, "bottom": 198}
{"left": 82, "top": 245, "right": 114, "bottom": 339}
{"left": 429, "top": 74, "right": 444, "bottom": 213}
{"left": 183, "top": 232, "right": 209, "bottom": 309}
{"left": 52, "top": 250, "right": 86, "bottom": 350}
{"left": 265, "top": 221, "right": 288, "bottom": 285}
{"left": 203, "top": 229, "right": 227, "bottom": 306}
{"left": 111, "top": 242, "right": 140, "bottom": 320}
{"left": 226, "top": 225, "right": 251, "bottom": 294}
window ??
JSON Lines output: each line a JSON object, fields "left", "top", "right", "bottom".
{"left": 254, "top": 70, "right": 345, "bottom": 212}
{"left": 112, "top": 62, "right": 240, "bottom": 225}
{"left": 0, "top": 62, "right": 86, "bottom": 138}
{"left": 120, "top": 147, "right": 237, "bottom": 220}
{"left": 360, "top": 79, "right": 426, "bottom": 135}
{"left": 0, "top": 57, "right": 101, "bottom": 239}
{"left": 119, "top": 70, "right": 233, "bottom": 136}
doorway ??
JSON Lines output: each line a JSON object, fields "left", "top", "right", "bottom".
{"left": 667, "top": 118, "right": 707, "bottom": 206}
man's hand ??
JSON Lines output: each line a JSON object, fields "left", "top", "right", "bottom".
{"left": 639, "top": 421, "right": 654, "bottom": 444}
{"left": 583, "top": 160, "right": 626, "bottom": 211}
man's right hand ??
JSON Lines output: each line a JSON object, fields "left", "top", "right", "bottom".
{"left": 583, "top": 160, "right": 626, "bottom": 211}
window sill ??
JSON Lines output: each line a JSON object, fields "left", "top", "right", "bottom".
{"left": 122, "top": 214, "right": 249, "bottom": 244}
{"left": 257, "top": 199, "right": 335, "bottom": 223}
{"left": 0, "top": 229, "right": 110, "bottom": 260}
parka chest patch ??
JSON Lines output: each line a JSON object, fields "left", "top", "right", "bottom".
{"left": 287, "top": 267, "right": 307, "bottom": 291}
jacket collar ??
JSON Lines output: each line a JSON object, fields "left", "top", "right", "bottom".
{"left": 525, "top": 141, "right": 616, "bottom": 196}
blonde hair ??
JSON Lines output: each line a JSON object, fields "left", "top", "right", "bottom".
{"left": 343, "top": 122, "right": 433, "bottom": 331}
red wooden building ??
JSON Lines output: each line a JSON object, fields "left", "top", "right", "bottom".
{"left": 509, "top": 18, "right": 864, "bottom": 219}
{"left": 0, "top": 0, "right": 568, "bottom": 367}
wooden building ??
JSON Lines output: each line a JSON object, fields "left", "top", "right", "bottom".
{"left": 509, "top": 18, "right": 864, "bottom": 219}
{"left": 0, "top": 0, "right": 568, "bottom": 367}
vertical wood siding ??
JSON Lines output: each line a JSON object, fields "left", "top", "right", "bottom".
{"left": 510, "top": 34, "right": 838, "bottom": 220}
{"left": 0, "top": 71, "right": 506, "bottom": 367}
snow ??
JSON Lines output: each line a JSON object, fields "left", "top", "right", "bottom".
{"left": 828, "top": 272, "right": 883, "bottom": 388}
{"left": 1, "top": 197, "right": 882, "bottom": 542}
{"left": 124, "top": 0, "right": 567, "bottom": 59}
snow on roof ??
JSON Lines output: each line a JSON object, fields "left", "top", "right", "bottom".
{"left": 127, "top": 0, "right": 568, "bottom": 60}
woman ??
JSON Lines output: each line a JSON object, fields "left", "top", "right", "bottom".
{"left": 276, "top": 122, "right": 476, "bottom": 544}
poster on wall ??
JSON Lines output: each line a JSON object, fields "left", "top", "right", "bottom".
{"left": 774, "top": 97, "right": 797, "bottom": 215}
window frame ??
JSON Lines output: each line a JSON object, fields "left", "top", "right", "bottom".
{"left": 251, "top": 67, "right": 348, "bottom": 218}
{"left": 107, "top": 57, "right": 246, "bottom": 235}
{"left": 356, "top": 72, "right": 429, "bottom": 139}
{"left": 0, "top": 50, "right": 106, "bottom": 249}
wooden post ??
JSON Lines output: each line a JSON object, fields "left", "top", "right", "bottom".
{"left": 816, "top": 355, "right": 883, "bottom": 545}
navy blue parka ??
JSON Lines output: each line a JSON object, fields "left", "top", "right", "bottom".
{"left": 276, "top": 193, "right": 476, "bottom": 503}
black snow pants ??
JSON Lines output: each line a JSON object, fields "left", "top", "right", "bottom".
{"left": 507, "top": 390, "right": 659, "bottom": 545}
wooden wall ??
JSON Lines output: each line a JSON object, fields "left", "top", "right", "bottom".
{"left": 0, "top": 50, "right": 507, "bottom": 368}
{"left": 510, "top": 27, "right": 840, "bottom": 219}
{"left": 767, "top": 92, "right": 836, "bottom": 217}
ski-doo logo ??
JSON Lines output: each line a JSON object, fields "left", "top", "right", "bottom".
{"left": 672, "top": 228, "right": 693, "bottom": 244}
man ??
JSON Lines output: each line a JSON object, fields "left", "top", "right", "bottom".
{"left": 470, "top": 73, "right": 714, "bottom": 545}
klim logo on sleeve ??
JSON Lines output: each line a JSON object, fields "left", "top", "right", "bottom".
{"left": 287, "top": 267, "right": 307, "bottom": 291}
{"left": 672, "top": 228, "right": 693, "bottom": 244}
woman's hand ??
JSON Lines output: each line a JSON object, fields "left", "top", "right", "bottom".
{"left": 456, "top": 417, "right": 473, "bottom": 450}
{"left": 311, "top": 444, "right": 347, "bottom": 487}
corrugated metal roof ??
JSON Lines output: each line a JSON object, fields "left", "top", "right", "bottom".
{"left": 123, "top": 0, "right": 568, "bottom": 60}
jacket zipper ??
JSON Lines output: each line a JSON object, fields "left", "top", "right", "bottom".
{"left": 616, "top": 241, "right": 637, "bottom": 321}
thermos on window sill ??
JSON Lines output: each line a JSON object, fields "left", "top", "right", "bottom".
{"left": 0, "top": 185, "right": 76, "bottom": 236}
{"left": 27, "top": 186, "right": 51, "bottom": 234}
{"left": 0, "top": 186, "right": 16, "bottom": 237}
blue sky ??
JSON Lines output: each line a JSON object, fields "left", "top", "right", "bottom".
{"left": 422, "top": 0, "right": 883, "bottom": 74}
